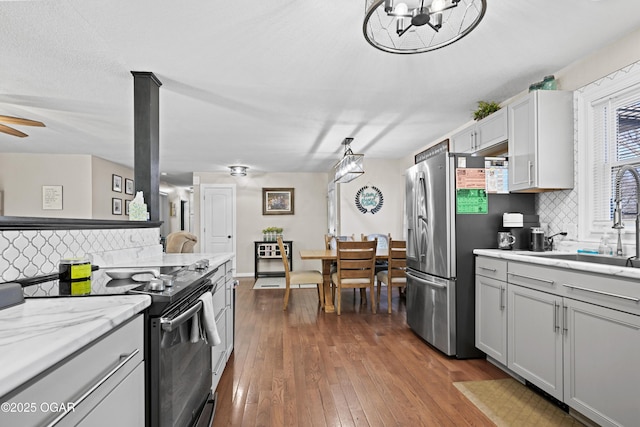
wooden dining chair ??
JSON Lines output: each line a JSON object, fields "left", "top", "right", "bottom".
{"left": 376, "top": 239, "right": 406, "bottom": 314}
{"left": 277, "top": 236, "right": 324, "bottom": 310}
{"left": 362, "top": 233, "right": 391, "bottom": 274}
{"left": 331, "top": 239, "right": 377, "bottom": 315}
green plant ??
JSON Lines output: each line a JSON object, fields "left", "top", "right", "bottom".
{"left": 262, "top": 227, "right": 283, "bottom": 234}
{"left": 473, "top": 101, "right": 501, "bottom": 121}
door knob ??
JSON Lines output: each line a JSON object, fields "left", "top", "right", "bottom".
{"left": 227, "top": 235, "right": 232, "bottom": 238}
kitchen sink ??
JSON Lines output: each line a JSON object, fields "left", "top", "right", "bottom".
{"left": 534, "top": 253, "right": 639, "bottom": 268}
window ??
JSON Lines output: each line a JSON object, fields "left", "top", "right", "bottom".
{"left": 581, "top": 63, "right": 640, "bottom": 240}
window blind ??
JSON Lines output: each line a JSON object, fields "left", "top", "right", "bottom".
{"left": 591, "top": 93, "right": 640, "bottom": 227}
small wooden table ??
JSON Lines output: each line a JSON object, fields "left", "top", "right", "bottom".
{"left": 299, "top": 248, "right": 388, "bottom": 313}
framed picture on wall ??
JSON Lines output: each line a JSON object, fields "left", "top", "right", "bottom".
{"left": 112, "top": 174, "right": 122, "bottom": 192}
{"left": 112, "top": 198, "right": 122, "bottom": 215}
{"left": 125, "top": 199, "right": 131, "bottom": 216}
{"left": 262, "top": 188, "right": 294, "bottom": 215}
{"left": 125, "top": 178, "right": 134, "bottom": 195}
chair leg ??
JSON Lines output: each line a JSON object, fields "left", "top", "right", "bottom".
{"left": 283, "top": 282, "right": 291, "bottom": 311}
{"left": 370, "top": 284, "right": 376, "bottom": 314}
{"left": 336, "top": 284, "right": 341, "bottom": 315}
{"left": 317, "top": 282, "right": 324, "bottom": 308}
{"left": 388, "top": 284, "right": 393, "bottom": 314}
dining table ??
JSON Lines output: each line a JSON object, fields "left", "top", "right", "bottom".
{"left": 299, "top": 248, "right": 389, "bottom": 313}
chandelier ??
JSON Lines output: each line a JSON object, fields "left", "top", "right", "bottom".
{"left": 363, "top": 0, "right": 487, "bottom": 54}
{"left": 334, "top": 138, "right": 364, "bottom": 184}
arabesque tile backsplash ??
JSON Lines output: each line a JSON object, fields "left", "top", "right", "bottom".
{"left": 0, "top": 228, "right": 160, "bottom": 282}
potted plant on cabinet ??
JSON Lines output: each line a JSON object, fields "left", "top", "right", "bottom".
{"left": 262, "top": 227, "right": 283, "bottom": 241}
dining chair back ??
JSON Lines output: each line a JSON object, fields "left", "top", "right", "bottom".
{"left": 331, "top": 239, "right": 377, "bottom": 315}
{"left": 277, "top": 236, "right": 324, "bottom": 310}
{"left": 363, "top": 233, "right": 391, "bottom": 273}
{"left": 325, "top": 234, "right": 355, "bottom": 250}
{"left": 376, "top": 239, "right": 407, "bottom": 314}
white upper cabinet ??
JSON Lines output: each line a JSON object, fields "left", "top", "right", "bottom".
{"left": 508, "top": 91, "right": 574, "bottom": 192}
{"left": 451, "top": 108, "right": 508, "bottom": 154}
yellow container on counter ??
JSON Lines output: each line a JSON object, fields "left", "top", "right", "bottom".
{"left": 59, "top": 257, "right": 92, "bottom": 296}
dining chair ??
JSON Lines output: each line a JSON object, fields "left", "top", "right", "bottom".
{"left": 331, "top": 239, "right": 377, "bottom": 315}
{"left": 362, "top": 233, "right": 391, "bottom": 274}
{"left": 376, "top": 239, "right": 406, "bottom": 314}
{"left": 277, "top": 236, "right": 324, "bottom": 311}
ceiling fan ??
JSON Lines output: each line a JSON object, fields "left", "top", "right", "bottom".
{"left": 0, "top": 114, "right": 45, "bottom": 138}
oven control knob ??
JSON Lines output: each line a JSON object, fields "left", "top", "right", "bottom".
{"left": 159, "top": 274, "right": 174, "bottom": 287}
{"left": 148, "top": 278, "right": 165, "bottom": 292}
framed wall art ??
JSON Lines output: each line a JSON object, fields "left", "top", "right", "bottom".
{"left": 112, "top": 198, "right": 122, "bottom": 215}
{"left": 112, "top": 174, "right": 122, "bottom": 192}
{"left": 125, "top": 199, "right": 131, "bottom": 216}
{"left": 42, "top": 185, "right": 63, "bottom": 210}
{"left": 262, "top": 188, "right": 294, "bottom": 215}
{"left": 125, "top": 178, "right": 134, "bottom": 195}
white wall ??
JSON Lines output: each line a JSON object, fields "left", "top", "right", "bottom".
{"left": 336, "top": 158, "right": 406, "bottom": 240}
{"left": 0, "top": 153, "right": 93, "bottom": 218}
{"left": 193, "top": 171, "right": 329, "bottom": 276}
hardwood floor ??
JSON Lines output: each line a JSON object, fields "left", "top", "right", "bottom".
{"left": 212, "top": 278, "right": 509, "bottom": 426}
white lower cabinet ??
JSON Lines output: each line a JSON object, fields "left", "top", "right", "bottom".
{"left": 0, "top": 315, "right": 144, "bottom": 427}
{"left": 564, "top": 299, "right": 640, "bottom": 427}
{"left": 211, "top": 260, "right": 235, "bottom": 393}
{"left": 476, "top": 256, "right": 640, "bottom": 427}
{"left": 507, "top": 284, "right": 563, "bottom": 400}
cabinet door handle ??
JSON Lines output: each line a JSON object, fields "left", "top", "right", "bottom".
{"left": 479, "top": 266, "right": 497, "bottom": 272}
{"left": 527, "top": 160, "right": 533, "bottom": 184}
{"left": 562, "top": 283, "right": 640, "bottom": 303}
{"left": 500, "top": 286, "right": 505, "bottom": 311}
{"left": 470, "top": 133, "right": 474, "bottom": 150}
{"left": 508, "top": 272, "right": 555, "bottom": 285}
{"left": 553, "top": 301, "right": 559, "bottom": 333}
{"left": 46, "top": 349, "right": 140, "bottom": 427}
{"left": 563, "top": 305, "right": 569, "bottom": 335}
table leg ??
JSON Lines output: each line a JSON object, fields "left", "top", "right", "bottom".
{"left": 322, "top": 259, "right": 335, "bottom": 313}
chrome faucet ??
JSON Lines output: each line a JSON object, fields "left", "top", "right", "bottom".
{"left": 612, "top": 165, "right": 640, "bottom": 259}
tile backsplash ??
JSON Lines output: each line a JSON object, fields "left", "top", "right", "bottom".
{"left": 0, "top": 227, "right": 160, "bottom": 282}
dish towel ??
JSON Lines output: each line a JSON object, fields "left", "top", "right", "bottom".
{"left": 198, "top": 291, "right": 222, "bottom": 346}
{"left": 190, "top": 311, "right": 203, "bottom": 344}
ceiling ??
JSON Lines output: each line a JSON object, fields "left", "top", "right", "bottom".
{"left": 1, "top": 1, "right": 640, "bottom": 187}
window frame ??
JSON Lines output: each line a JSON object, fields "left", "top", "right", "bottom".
{"left": 578, "top": 62, "right": 640, "bottom": 243}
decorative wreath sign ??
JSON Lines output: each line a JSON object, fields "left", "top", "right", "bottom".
{"left": 355, "top": 186, "right": 384, "bottom": 214}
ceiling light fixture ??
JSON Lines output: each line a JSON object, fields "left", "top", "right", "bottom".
{"left": 363, "top": 0, "right": 487, "bottom": 54}
{"left": 334, "top": 138, "right": 364, "bottom": 184}
{"left": 229, "top": 165, "right": 248, "bottom": 176}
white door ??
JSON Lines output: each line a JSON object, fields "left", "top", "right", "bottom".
{"left": 200, "top": 185, "right": 235, "bottom": 260}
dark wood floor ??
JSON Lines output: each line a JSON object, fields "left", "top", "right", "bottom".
{"left": 212, "top": 278, "right": 509, "bottom": 426}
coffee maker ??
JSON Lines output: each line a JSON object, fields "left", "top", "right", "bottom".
{"left": 500, "top": 213, "right": 540, "bottom": 250}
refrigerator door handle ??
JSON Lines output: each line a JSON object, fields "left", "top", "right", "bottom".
{"left": 406, "top": 271, "right": 447, "bottom": 289}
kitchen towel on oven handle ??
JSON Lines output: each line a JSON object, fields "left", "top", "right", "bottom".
{"left": 197, "top": 291, "right": 222, "bottom": 346}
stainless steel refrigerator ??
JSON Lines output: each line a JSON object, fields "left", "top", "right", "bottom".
{"left": 405, "top": 144, "right": 535, "bottom": 358}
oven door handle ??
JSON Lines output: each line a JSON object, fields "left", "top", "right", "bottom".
{"left": 161, "top": 301, "right": 203, "bottom": 332}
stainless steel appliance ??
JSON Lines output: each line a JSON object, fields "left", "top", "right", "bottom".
{"left": 20, "top": 260, "right": 222, "bottom": 427}
{"left": 406, "top": 143, "right": 535, "bottom": 358}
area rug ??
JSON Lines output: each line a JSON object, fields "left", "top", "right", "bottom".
{"left": 453, "top": 378, "right": 584, "bottom": 426}
{"left": 252, "top": 277, "right": 317, "bottom": 290}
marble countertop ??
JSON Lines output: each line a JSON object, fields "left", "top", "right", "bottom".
{"left": 0, "top": 295, "right": 150, "bottom": 399}
{"left": 474, "top": 249, "right": 640, "bottom": 281}
{"left": 98, "top": 252, "right": 234, "bottom": 269}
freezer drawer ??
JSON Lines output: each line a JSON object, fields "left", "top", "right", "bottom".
{"left": 406, "top": 270, "right": 456, "bottom": 356}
